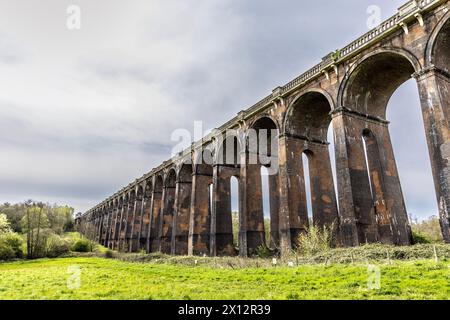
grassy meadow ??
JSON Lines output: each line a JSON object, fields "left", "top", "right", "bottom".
{"left": 0, "top": 254, "right": 449, "bottom": 300}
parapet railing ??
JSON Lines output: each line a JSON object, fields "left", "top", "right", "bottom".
{"left": 243, "top": 0, "right": 442, "bottom": 116}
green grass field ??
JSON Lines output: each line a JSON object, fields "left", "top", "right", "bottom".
{"left": 0, "top": 257, "right": 449, "bottom": 300}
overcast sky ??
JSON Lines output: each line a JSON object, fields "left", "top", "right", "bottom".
{"left": 0, "top": 0, "right": 437, "bottom": 219}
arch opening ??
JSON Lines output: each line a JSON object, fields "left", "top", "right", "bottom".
{"left": 172, "top": 163, "right": 193, "bottom": 255}
{"left": 149, "top": 175, "right": 164, "bottom": 252}
{"left": 342, "top": 52, "right": 416, "bottom": 118}
{"left": 128, "top": 187, "right": 142, "bottom": 252}
{"left": 213, "top": 135, "right": 241, "bottom": 256}
{"left": 247, "top": 116, "right": 280, "bottom": 253}
{"left": 190, "top": 147, "right": 214, "bottom": 256}
{"left": 230, "top": 176, "right": 239, "bottom": 249}
{"left": 302, "top": 151, "right": 313, "bottom": 225}
{"left": 387, "top": 79, "right": 439, "bottom": 233}
{"left": 124, "top": 190, "right": 136, "bottom": 251}
{"left": 118, "top": 194, "right": 129, "bottom": 251}
{"left": 432, "top": 17, "right": 450, "bottom": 72}
{"left": 284, "top": 91, "right": 338, "bottom": 241}
{"left": 160, "top": 169, "right": 177, "bottom": 253}
{"left": 140, "top": 182, "right": 152, "bottom": 251}
{"left": 340, "top": 51, "right": 430, "bottom": 245}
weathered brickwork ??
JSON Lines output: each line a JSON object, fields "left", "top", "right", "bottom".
{"left": 76, "top": 0, "right": 450, "bottom": 256}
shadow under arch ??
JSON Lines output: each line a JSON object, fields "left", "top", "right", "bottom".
{"left": 117, "top": 193, "right": 129, "bottom": 252}
{"left": 237, "top": 116, "right": 280, "bottom": 256}
{"left": 159, "top": 169, "right": 177, "bottom": 254}
{"left": 339, "top": 48, "right": 421, "bottom": 118}
{"left": 334, "top": 49, "right": 422, "bottom": 246}
{"left": 210, "top": 133, "right": 242, "bottom": 257}
{"left": 128, "top": 184, "right": 145, "bottom": 252}
{"left": 123, "top": 189, "right": 137, "bottom": 251}
{"left": 139, "top": 179, "right": 153, "bottom": 251}
{"left": 426, "top": 9, "right": 450, "bottom": 71}
{"left": 283, "top": 91, "right": 339, "bottom": 243}
{"left": 171, "top": 162, "right": 193, "bottom": 255}
{"left": 148, "top": 175, "right": 164, "bottom": 252}
{"left": 189, "top": 147, "right": 214, "bottom": 256}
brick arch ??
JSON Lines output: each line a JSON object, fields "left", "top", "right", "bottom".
{"left": 147, "top": 174, "right": 164, "bottom": 252}
{"left": 283, "top": 90, "right": 334, "bottom": 142}
{"left": 247, "top": 113, "right": 280, "bottom": 132}
{"left": 177, "top": 162, "right": 193, "bottom": 182}
{"left": 164, "top": 168, "right": 177, "bottom": 188}
{"left": 172, "top": 162, "right": 193, "bottom": 255}
{"left": 154, "top": 174, "right": 164, "bottom": 192}
{"left": 214, "top": 132, "right": 243, "bottom": 166}
{"left": 338, "top": 48, "right": 421, "bottom": 118}
{"left": 128, "top": 188, "right": 136, "bottom": 201}
{"left": 193, "top": 146, "right": 214, "bottom": 175}
{"left": 287, "top": 87, "right": 336, "bottom": 114}
{"left": 426, "top": 8, "right": 450, "bottom": 69}
{"left": 136, "top": 184, "right": 144, "bottom": 198}
{"left": 143, "top": 179, "right": 153, "bottom": 197}
{"left": 246, "top": 115, "right": 279, "bottom": 163}
{"left": 160, "top": 168, "right": 177, "bottom": 253}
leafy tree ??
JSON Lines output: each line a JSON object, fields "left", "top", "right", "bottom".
{"left": 0, "top": 201, "right": 75, "bottom": 260}
{"left": 0, "top": 213, "right": 24, "bottom": 261}
{"left": 0, "top": 201, "right": 75, "bottom": 235}
{"left": 0, "top": 213, "right": 11, "bottom": 234}
{"left": 0, "top": 202, "right": 28, "bottom": 232}
{"left": 410, "top": 215, "right": 443, "bottom": 243}
{"left": 46, "top": 205, "right": 75, "bottom": 234}
{"left": 21, "top": 203, "right": 50, "bottom": 259}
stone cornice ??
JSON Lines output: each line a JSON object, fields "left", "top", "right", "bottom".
{"left": 413, "top": 65, "right": 450, "bottom": 80}
{"left": 280, "top": 133, "right": 330, "bottom": 146}
{"left": 330, "top": 106, "right": 390, "bottom": 126}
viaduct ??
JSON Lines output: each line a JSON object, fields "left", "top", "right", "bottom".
{"left": 76, "top": 0, "right": 450, "bottom": 257}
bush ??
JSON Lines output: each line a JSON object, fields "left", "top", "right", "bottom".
{"left": 0, "top": 214, "right": 12, "bottom": 234}
{"left": 255, "top": 245, "right": 272, "bottom": 258}
{"left": 0, "top": 241, "right": 15, "bottom": 261}
{"left": 411, "top": 216, "right": 443, "bottom": 243}
{"left": 0, "top": 232, "right": 24, "bottom": 261}
{"left": 45, "top": 234, "right": 71, "bottom": 258}
{"left": 105, "top": 249, "right": 114, "bottom": 258}
{"left": 72, "top": 238, "right": 93, "bottom": 252}
{"left": 297, "top": 224, "right": 334, "bottom": 257}
{"left": 412, "top": 231, "right": 432, "bottom": 244}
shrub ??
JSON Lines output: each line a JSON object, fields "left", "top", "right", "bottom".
{"left": 0, "top": 243, "right": 15, "bottom": 261}
{"left": 45, "top": 234, "right": 71, "bottom": 258}
{"left": 27, "top": 228, "right": 54, "bottom": 259}
{"left": 72, "top": 238, "right": 93, "bottom": 252}
{"left": 297, "top": 224, "right": 334, "bottom": 257}
{"left": 411, "top": 216, "right": 442, "bottom": 243}
{"left": 0, "top": 232, "right": 24, "bottom": 261}
{"left": 412, "top": 231, "right": 432, "bottom": 244}
{"left": 0, "top": 213, "right": 12, "bottom": 234}
{"left": 105, "top": 249, "right": 114, "bottom": 258}
{"left": 255, "top": 245, "right": 272, "bottom": 258}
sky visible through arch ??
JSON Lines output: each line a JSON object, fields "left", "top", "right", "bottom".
{"left": 0, "top": 0, "right": 438, "bottom": 220}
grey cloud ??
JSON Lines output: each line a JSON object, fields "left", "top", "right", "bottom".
{"left": 0, "top": 33, "right": 24, "bottom": 64}
{"left": 0, "top": 0, "right": 438, "bottom": 217}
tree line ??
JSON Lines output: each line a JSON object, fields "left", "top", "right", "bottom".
{"left": 0, "top": 200, "right": 78, "bottom": 260}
